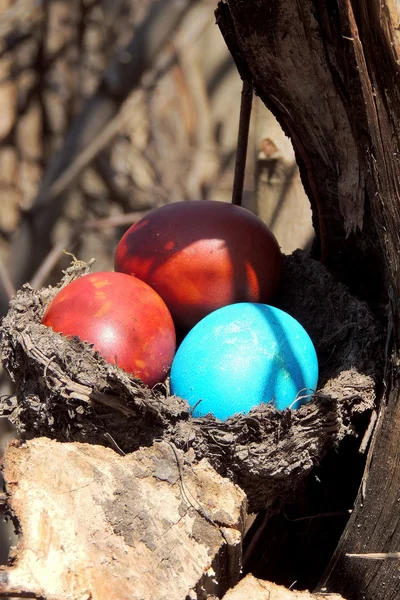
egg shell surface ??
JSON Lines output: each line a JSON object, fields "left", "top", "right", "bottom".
{"left": 114, "top": 200, "right": 282, "bottom": 330}
{"left": 42, "top": 271, "right": 176, "bottom": 387}
{"left": 170, "top": 303, "right": 318, "bottom": 420}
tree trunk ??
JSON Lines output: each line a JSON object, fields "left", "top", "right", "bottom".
{"left": 216, "top": 1, "right": 400, "bottom": 598}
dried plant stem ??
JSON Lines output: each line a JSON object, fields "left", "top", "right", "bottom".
{"left": 0, "top": 256, "right": 16, "bottom": 300}
{"left": 29, "top": 235, "right": 78, "bottom": 290}
{"left": 346, "top": 552, "right": 400, "bottom": 560}
{"left": 83, "top": 210, "right": 149, "bottom": 230}
{"left": 232, "top": 80, "right": 253, "bottom": 206}
{"left": 42, "top": 96, "right": 142, "bottom": 208}
{"left": 29, "top": 210, "right": 149, "bottom": 290}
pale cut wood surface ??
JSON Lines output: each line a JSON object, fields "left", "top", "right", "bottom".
{"left": 222, "top": 574, "right": 346, "bottom": 600}
{"left": 0, "top": 438, "right": 246, "bottom": 600}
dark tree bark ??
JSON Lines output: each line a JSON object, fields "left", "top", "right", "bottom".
{"left": 215, "top": 1, "right": 400, "bottom": 599}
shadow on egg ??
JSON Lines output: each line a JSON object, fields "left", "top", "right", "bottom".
{"left": 253, "top": 303, "right": 316, "bottom": 412}
{"left": 170, "top": 303, "right": 318, "bottom": 420}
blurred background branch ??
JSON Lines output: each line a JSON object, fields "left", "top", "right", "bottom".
{"left": 2, "top": 0, "right": 200, "bottom": 313}
{"left": 0, "top": 0, "right": 314, "bottom": 314}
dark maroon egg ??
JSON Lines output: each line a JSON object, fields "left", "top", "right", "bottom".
{"left": 115, "top": 200, "right": 282, "bottom": 330}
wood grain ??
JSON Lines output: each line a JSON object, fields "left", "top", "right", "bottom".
{"left": 0, "top": 438, "right": 246, "bottom": 600}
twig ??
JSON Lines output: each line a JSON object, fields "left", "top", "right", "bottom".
{"left": 362, "top": 401, "right": 386, "bottom": 500}
{"left": 346, "top": 552, "right": 400, "bottom": 560}
{"left": 179, "top": 6, "right": 223, "bottom": 199}
{"left": 36, "top": 95, "right": 143, "bottom": 211}
{"left": 83, "top": 210, "right": 149, "bottom": 230}
{"left": 358, "top": 408, "right": 377, "bottom": 454}
{"left": 20, "top": 330, "right": 139, "bottom": 417}
{"left": 104, "top": 432, "right": 126, "bottom": 456}
{"left": 0, "top": 492, "right": 7, "bottom": 514}
{"left": 3, "top": 0, "right": 198, "bottom": 314}
{"left": 0, "top": 256, "right": 16, "bottom": 300}
{"left": 167, "top": 441, "right": 217, "bottom": 527}
{"left": 242, "top": 508, "right": 272, "bottom": 571}
{"left": 32, "top": 0, "right": 197, "bottom": 214}
{"left": 29, "top": 235, "right": 78, "bottom": 290}
{"left": 94, "top": 155, "right": 137, "bottom": 212}
{"left": 0, "top": 591, "right": 41, "bottom": 599}
{"left": 285, "top": 510, "right": 351, "bottom": 523}
{"left": 29, "top": 209, "right": 150, "bottom": 290}
{"left": 232, "top": 80, "right": 253, "bottom": 206}
{"left": 0, "top": 0, "right": 43, "bottom": 40}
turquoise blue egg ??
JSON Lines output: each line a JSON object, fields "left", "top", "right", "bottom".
{"left": 170, "top": 303, "right": 318, "bottom": 420}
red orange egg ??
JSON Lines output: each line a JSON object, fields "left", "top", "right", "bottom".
{"left": 42, "top": 272, "right": 176, "bottom": 387}
{"left": 114, "top": 200, "right": 282, "bottom": 329}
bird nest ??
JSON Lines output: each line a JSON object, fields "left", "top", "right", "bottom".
{"left": 0, "top": 251, "right": 384, "bottom": 512}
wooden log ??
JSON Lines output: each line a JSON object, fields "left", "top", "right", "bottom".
{"left": 0, "top": 438, "right": 247, "bottom": 600}
{"left": 222, "top": 574, "right": 346, "bottom": 600}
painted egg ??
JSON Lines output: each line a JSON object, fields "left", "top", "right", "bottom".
{"left": 170, "top": 303, "right": 318, "bottom": 420}
{"left": 114, "top": 200, "right": 282, "bottom": 330}
{"left": 42, "top": 271, "right": 176, "bottom": 387}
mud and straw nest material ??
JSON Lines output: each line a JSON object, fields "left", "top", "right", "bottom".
{"left": 0, "top": 251, "right": 384, "bottom": 512}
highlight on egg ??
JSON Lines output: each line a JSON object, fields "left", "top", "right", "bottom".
{"left": 42, "top": 271, "right": 176, "bottom": 387}
{"left": 170, "top": 302, "right": 318, "bottom": 420}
